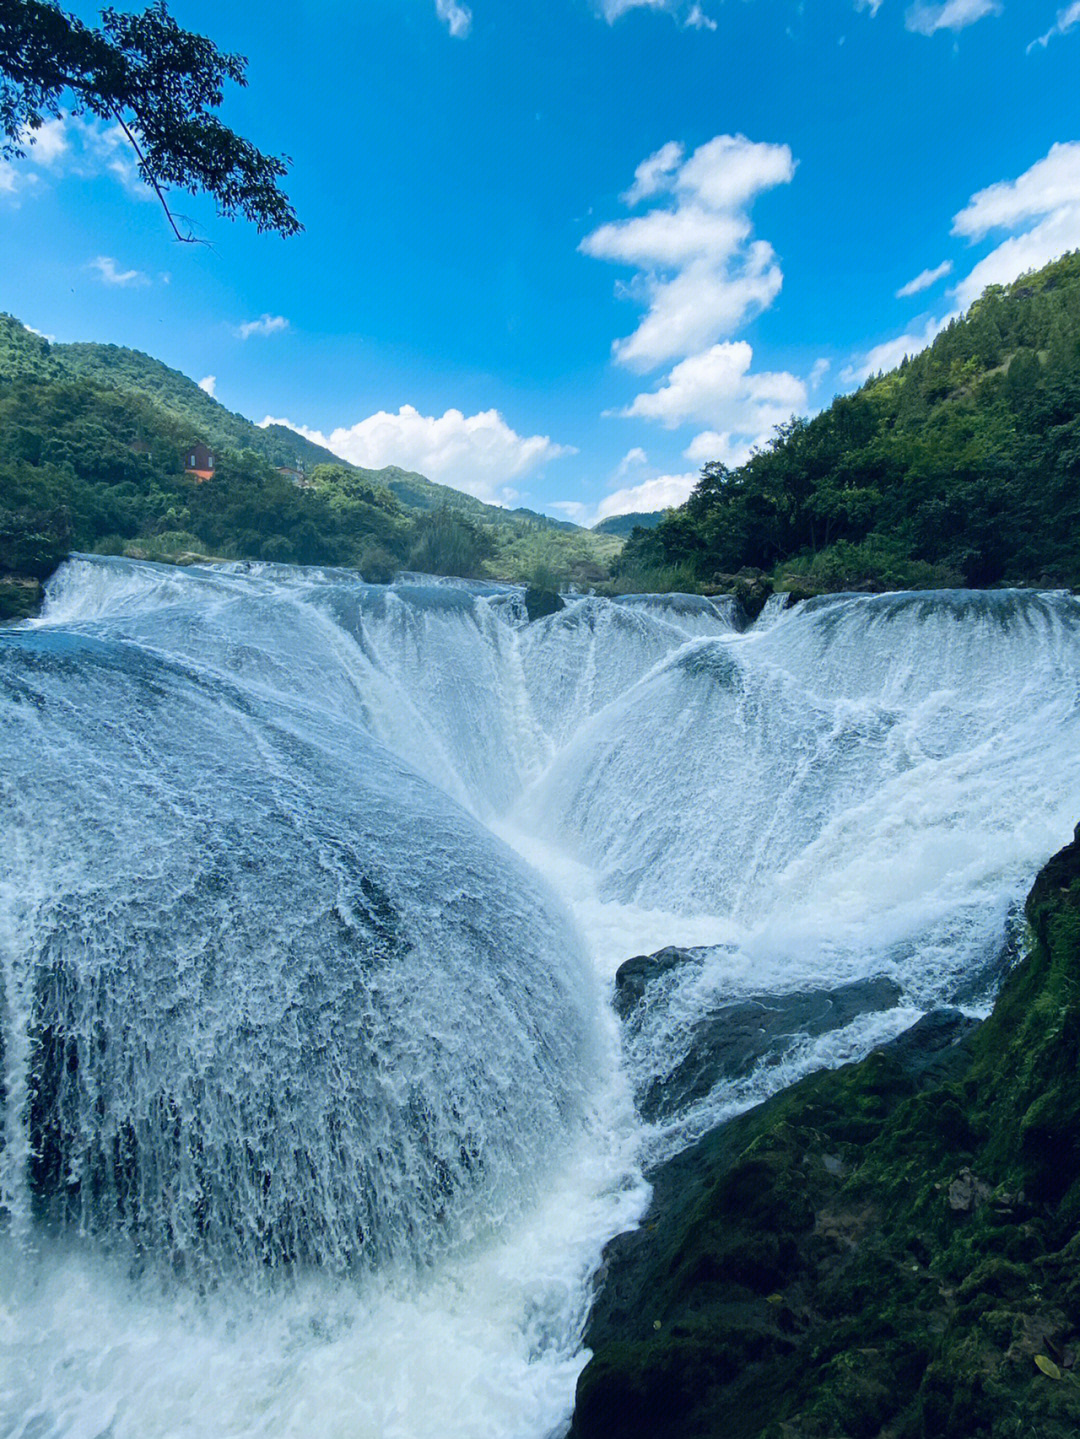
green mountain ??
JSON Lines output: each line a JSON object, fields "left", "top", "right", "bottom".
{"left": 0, "top": 314, "right": 618, "bottom": 618}
{"left": 592, "top": 511, "right": 665, "bottom": 537}
{"left": 617, "top": 250, "right": 1080, "bottom": 596}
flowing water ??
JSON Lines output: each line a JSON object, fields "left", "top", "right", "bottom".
{"left": 3, "top": 557, "right": 1080, "bottom": 1437}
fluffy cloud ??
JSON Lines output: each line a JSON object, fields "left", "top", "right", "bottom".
{"left": 599, "top": 0, "right": 716, "bottom": 27}
{"left": 89, "top": 255, "right": 150, "bottom": 287}
{"left": 435, "top": 0, "right": 472, "bottom": 37}
{"left": 682, "top": 430, "right": 758, "bottom": 467}
{"left": 593, "top": 472, "right": 700, "bottom": 522}
{"left": 845, "top": 142, "right": 1080, "bottom": 386}
{"left": 905, "top": 0, "right": 1001, "bottom": 35}
{"left": 952, "top": 209, "right": 1080, "bottom": 309}
{"left": 896, "top": 260, "right": 953, "bottom": 297}
{"left": 261, "top": 405, "right": 574, "bottom": 505}
{"left": 952, "top": 142, "right": 1080, "bottom": 238}
{"left": 841, "top": 312, "right": 958, "bottom": 385}
{"left": 809, "top": 357, "right": 831, "bottom": 389}
{"left": 198, "top": 375, "right": 217, "bottom": 397}
{"left": 0, "top": 118, "right": 67, "bottom": 198}
{"left": 620, "top": 341, "right": 806, "bottom": 460}
{"left": 235, "top": 314, "right": 289, "bottom": 340}
{"left": 0, "top": 115, "right": 161, "bottom": 207}
{"left": 582, "top": 135, "right": 795, "bottom": 369}
{"left": 21, "top": 118, "right": 68, "bottom": 166}
{"left": 550, "top": 471, "right": 700, "bottom": 526}
{"left": 1029, "top": 2, "right": 1080, "bottom": 50}
{"left": 615, "top": 446, "right": 649, "bottom": 476}
{"left": 950, "top": 141, "right": 1080, "bottom": 308}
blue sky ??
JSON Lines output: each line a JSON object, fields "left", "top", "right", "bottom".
{"left": 2, "top": 0, "right": 1079, "bottom": 523}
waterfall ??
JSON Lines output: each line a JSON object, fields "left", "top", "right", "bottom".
{"left": 3, "top": 556, "right": 1080, "bottom": 1438}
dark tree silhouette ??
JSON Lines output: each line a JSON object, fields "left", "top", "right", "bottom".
{"left": 0, "top": 0, "right": 300, "bottom": 240}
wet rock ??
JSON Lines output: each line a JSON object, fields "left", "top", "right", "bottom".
{"left": 880, "top": 1007, "right": 981, "bottom": 1083}
{"left": 947, "top": 1166, "right": 993, "bottom": 1212}
{"left": 614, "top": 946, "right": 903, "bottom": 1123}
{"left": 571, "top": 827, "right": 1080, "bottom": 1439}
{"left": 523, "top": 585, "right": 564, "bottom": 622}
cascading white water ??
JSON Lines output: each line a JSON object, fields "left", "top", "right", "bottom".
{"left": 3, "top": 556, "right": 1080, "bottom": 1438}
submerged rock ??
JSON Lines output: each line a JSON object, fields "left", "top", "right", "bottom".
{"left": 615, "top": 946, "right": 902, "bottom": 1123}
{"left": 571, "top": 827, "right": 1080, "bottom": 1439}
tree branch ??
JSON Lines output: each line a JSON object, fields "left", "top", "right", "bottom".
{"left": 108, "top": 104, "right": 204, "bottom": 244}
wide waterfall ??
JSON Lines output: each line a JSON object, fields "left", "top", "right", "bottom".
{"left": 3, "top": 556, "right": 1080, "bottom": 1438}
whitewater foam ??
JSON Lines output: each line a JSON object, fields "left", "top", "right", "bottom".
{"left": 3, "top": 557, "right": 1079, "bottom": 1437}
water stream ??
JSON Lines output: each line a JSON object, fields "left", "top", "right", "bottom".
{"left": 3, "top": 557, "right": 1080, "bottom": 1437}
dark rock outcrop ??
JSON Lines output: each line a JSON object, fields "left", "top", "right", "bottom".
{"left": 616, "top": 946, "right": 902, "bottom": 1123}
{"left": 571, "top": 827, "right": 1080, "bottom": 1439}
{"left": 524, "top": 585, "right": 564, "bottom": 622}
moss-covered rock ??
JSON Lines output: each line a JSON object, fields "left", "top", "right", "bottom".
{"left": 571, "top": 827, "right": 1080, "bottom": 1439}
{"left": 0, "top": 576, "right": 44, "bottom": 622}
{"left": 524, "top": 585, "right": 565, "bottom": 622}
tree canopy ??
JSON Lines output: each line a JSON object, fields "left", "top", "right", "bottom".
{"left": 616, "top": 251, "right": 1080, "bottom": 595}
{"left": 0, "top": 0, "right": 300, "bottom": 240}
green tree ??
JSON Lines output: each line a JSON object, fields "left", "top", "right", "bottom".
{"left": 0, "top": 0, "right": 300, "bottom": 240}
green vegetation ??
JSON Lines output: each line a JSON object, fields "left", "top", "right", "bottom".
{"left": 617, "top": 251, "right": 1080, "bottom": 598}
{"left": 1, "top": 1, "right": 299, "bottom": 241}
{"left": 571, "top": 826, "right": 1080, "bottom": 1439}
{"left": 592, "top": 511, "right": 665, "bottom": 538}
{"left": 0, "top": 313, "right": 616, "bottom": 618}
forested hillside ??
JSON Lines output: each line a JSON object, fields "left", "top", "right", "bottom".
{"left": 0, "top": 316, "right": 616, "bottom": 618}
{"left": 618, "top": 251, "right": 1080, "bottom": 594}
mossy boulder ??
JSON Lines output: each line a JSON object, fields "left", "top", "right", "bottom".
{"left": 524, "top": 585, "right": 565, "bottom": 622}
{"left": 571, "top": 827, "right": 1080, "bottom": 1439}
{"left": 0, "top": 576, "right": 44, "bottom": 622}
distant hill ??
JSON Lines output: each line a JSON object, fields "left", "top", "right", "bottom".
{"left": 48, "top": 337, "right": 582, "bottom": 535}
{"left": 618, "top": 250, "right": 1080, "bottom": 594}
{"left": 0, "top": 314, "right": 619, "bottom": 617}
{"left": 592, "top": 511, "right": 665, "bottom": 537}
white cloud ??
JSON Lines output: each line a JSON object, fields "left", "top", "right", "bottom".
{"left": 89, "top": 255, "right": 150, "bottom": 287}
{"left": 896, "top": 260, "right": 953, "bottom": 297}
{"left": 79, "top": 120, "right": 154, "bottom": 201}
{"left": 621, "top": 341, "right": 807, "bottom": 434}
{"left": 952, "top": 142, "right": 1080, "bottom": 238}
{"left": 683, "top": 430, "right": 757, "bottom": 467}
{"left": 21, "top": 118, "right": 68, "bottom": 165}
{"left": 198, "top": 375, "right": 217, "bottom": 397}
{"left": 593, "top": 472, "right": 699, "bottom": 521}
{"left": 685, "top": 5, "right": 717, "bottom": 29}
{"left": 905, "top": 0, "right": 1001, "bottom": 34}
{"left": 435, "top": 0, "right": 472, "bottom": 37}
{"left": 837, "top": 142, "right": 1080, "bottom": 392}
{"left": 622, "top": 141, "right": 684, "bottom": 205}
{"left": 841, "top": 312, "right": 958, "bottom": 385}
{"left": 616, "top": 446, "right": 649, "bottom": 476}
{"left": 581, "top": 134, "right": 796, "bottom": 369}
{"left": 235, "top": 314, "right": 289, "bottom": 340}
{"left": 599, "top": 0, "right": 717, "bottom": 27}
{"left": 809, "top": 357, "right": 831, "bottom": 388}
{"left": 24, "top": 322, "right": 56, "bottom": 342}
{"left": 0, "top": 118, "right": 68, "bottom": 199}
{"left": 261, "top": 405, "right": 574, "bottom": 505}
{"left": 1029, "top": 2, "right": 1080, "bottom": 50}
{"left": 952, "top": 208, "right": 1080, "bottom": 308}
{"left": 855, "top": 0, "right": 884, "bottom": 14}
{"left": 949, "top": 142, "right": 1080, "bottom": 309}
